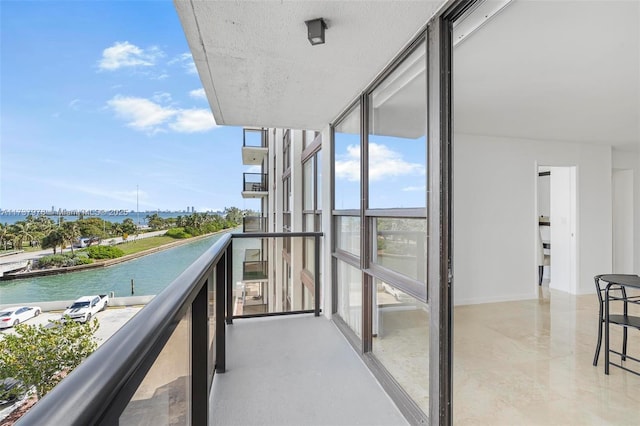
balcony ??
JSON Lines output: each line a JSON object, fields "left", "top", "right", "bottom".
{"left": 242, "top": 173, "right": 268, "bottom": 198}
{"left": 21, "top": 232, "right": 386, "bottom": 426}
{"left": 241, "top": 128, "right": 268, "bottom": 165}
{"left": 242, "top": 216, "right": 267, "bottom": 233}
{"left": 242, "top": 248, "right": 268, "bottom": 282}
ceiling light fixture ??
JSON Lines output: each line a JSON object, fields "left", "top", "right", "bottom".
{"left": 305, "top": 18, "right": 327, "bottom": 46}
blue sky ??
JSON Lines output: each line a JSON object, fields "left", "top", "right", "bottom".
{"left": 1, "top": 0, "right": 257, "bottom": 213}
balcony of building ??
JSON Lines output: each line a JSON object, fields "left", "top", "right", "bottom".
{"left": 242, "top": 216, "right": 267, "bottom": 233}
{"left": 18, "top": 232, "right": 342, "bottom": 426}
{"left": 242, "top": 248, "right": 268, "bottom": 282}
{"left": 241, "top": 128, "right": 268, "bottom": 166}
{"left": 242, "top": 173, "right": 268, "bottom": 199}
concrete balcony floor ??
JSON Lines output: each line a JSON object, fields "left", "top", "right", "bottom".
{"left": 209, "top": 315, "right": 408, "bottom": 426}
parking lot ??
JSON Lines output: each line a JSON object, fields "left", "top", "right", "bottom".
{"left": 0, "top": 306, "right": 143, "bottom": 346}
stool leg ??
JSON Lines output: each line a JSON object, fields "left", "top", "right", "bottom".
{"left": 539, "top": 265, "right": 543, "bottom": 286}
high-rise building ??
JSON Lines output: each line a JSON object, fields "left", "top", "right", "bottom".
{"left": 24, "top": 1, "right": 640, "bottom": 425}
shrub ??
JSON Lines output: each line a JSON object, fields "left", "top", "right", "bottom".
{"left": 0, "top": 319, "right": 99, "bottom": 399}
{"left": 85, "top": 245, "right": 124, "bottom": 259}
{"left": 165, "top": 227, "right": 192, "bottom": 239}
{"left": 36, "top": 253, "right": 94, "bottom": 268}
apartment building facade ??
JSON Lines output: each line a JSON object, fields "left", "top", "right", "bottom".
{"left": 21, "top": 1, "right": 639, "bottom": 424}
{"left": 176, "top": 0, "right": 640, "bottom": 423}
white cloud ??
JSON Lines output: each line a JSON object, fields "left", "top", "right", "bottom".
{"left": 190, "top": 88, "right": 206, "bottom": 99}
{"left": 98, "top": 41, "right": 164, "bottom": 71}
{"left": 334, "top": 144, "right": 360, "bottom": 181}
{"left": 402, "top": 185, "right": 426, "bottom": 192}
{"left": 107, "top": 96, "right": 177, "bottom": 133}
{"left": 335, "top": 142, "right": 424, "bottom": 182}
{"left": 170, "top": 109, "right": 217, "bottom": 133}
{"left": 151, "top": 92, "right": 173, "bottom": 104}
{"left": 169, "top": 52, "right": 197, "bottom": 74}
{"left": 107, "top": 95, "right": 216, "bottom": 134}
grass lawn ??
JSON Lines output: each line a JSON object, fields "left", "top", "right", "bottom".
{"left": 112, "top": 236, "right": 181, "bottom": 256}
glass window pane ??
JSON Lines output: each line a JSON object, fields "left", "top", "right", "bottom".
{"left": 334, "top": 105, "right": 361, "bottom": 210}
{"left": 337, "top": 260, "right": 362, "bottom": 338}
{"left": 373, "top": 217, "right": 426, "bottom": 282}
{"left": 373, "top": 279, "right": 428, "bottom": 412}
{"left": 120, "top": 309, "right": 191, "bottom": 424}
{"left": 317, "top": 151, "right": 322, "bottom": 210}
{"left": 336, "top": 216, "right": 360, "bottom": 257}
{"left": 303, "top": 160, "right": 314, "bottom": 210}
{"left": 368, "top": 44, "right": 427, "bottom": 209}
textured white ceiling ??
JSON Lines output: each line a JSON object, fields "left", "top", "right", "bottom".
{"left": 175, "top": 0, "right": 640, "bottom": 150}
{"left": 453, "top": 0, "right": 640, "bottom": 150}
{"left": 174, "top": 0, "right": 443, "bottom": 130}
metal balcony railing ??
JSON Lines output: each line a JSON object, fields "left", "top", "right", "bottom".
{"left": 20, "top": 231, "right": 323, "bottom": 425}
{"left": 242, "top": 128, "right": 267, "bottom": 148}
{"left": 243, "top": 173, "right": 268, "bottom": 192}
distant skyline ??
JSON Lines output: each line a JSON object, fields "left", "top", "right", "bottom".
{"left": 1, "top": 1, "right": 259, "bottom": 212}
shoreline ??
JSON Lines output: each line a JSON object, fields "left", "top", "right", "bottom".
{"left": 0, "top": 230, "right": 228, "bottom": 281}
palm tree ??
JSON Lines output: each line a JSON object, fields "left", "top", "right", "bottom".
{"left": 10, "top": 221, "right": 35, "bottom": 250}
{"left": 61, "top": 221, "right": 80, "bottom": 255}
{"left": 0, "top": 223, "right": 13, "bottom": 251}
{"left": 42, "top": 229, "right": 65, "bottom": 254}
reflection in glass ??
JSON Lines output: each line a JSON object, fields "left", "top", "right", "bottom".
{"left": 373, "top": 279, "right": 428, "bottom": 413}
{"left": 303, "top": 160, "right": 314, "bottom": 210}
{"left": 334, "top": 105, "right": 361, "bottom": 210}
{"left": 317, "top": 150, "right": 323, "bottom": 210}
{"left": 336, "top": 216, "right": 361, "bottom": 256}
{"left": 337, "top": 260, "right": 362, "bottom": 338}
{"left": 120, "top": 309, "right": 192, "bottom": 425}
{"left": 373, "top": 217, "right": 426, "bottom": 282}
{"left": 368, "top": 43, "right": 427, "bottom": 209}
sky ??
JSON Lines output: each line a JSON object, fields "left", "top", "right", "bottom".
{"left": 0, "top": 0, "right": 257, "bottom": 213}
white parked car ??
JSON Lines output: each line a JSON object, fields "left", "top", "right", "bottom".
{"left": 0, "top": 306, "right": 41, "bottom": 329}
{"left": 62, "top": 295, "right": 109, "bottom": 323}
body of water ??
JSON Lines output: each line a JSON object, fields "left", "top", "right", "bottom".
{"left": 0, "top": 232, "right": 231, "bottom": 305}
{"left": 0, "top": 211, "right": 207, "bottom": 226}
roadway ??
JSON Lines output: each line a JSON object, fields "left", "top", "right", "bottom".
{"left": 0, "top": 306, "right": 143, "bottom": 347}
{"left": 0, "top": 230, "right": 167, "bottom": 266}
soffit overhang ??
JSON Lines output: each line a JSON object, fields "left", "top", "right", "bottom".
{"left": 174, "top": 0, "right": 445, "bottom": 130}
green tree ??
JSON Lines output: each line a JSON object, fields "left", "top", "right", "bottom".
{"left": 9, "top": 221, "right": 35, "bottom": 250}
{"left": 0, "top": 319, "right": 99, "bottom": 399}
{"left": 77, "top": 217, "right": 109, "bottom": 239}
{"left": 61, "top": 221, "right": 81, "bottom": 255}
{"left": 224, "top": 207, "right": 244, "bottom": 225}
{"left": 121, "top": 218, "right": 137, "bottom": 236}
{"left": 0, "top": 223, "right": 14, "bottom": 250}
{"left": 145, "top": 213, "right": 166, "bottom": 230}
{"left": 42, "top": 229, "right": 65, "bottom": 254}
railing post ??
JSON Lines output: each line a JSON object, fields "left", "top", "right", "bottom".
{"left": 314, "top": 234, "right": 320, "bottom": 317}
{"left": 216, "top": 253, "right": 226, "bottom": 373}
{"left": 192, "top": 281, "right": 209, "bottom": 425}
{"left": 226, "top": 241, "right": 233, "bottom": 324}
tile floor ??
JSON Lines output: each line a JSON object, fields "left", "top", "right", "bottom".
{"left": 371, "top": 285, "right": 640, "bottom": 424}
{"left": 453, "top": 286, "right": 640, "bottom": 425}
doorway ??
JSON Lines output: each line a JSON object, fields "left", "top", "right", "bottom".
{"left": 536, "top": 165, "right": 578, "bottom": 294}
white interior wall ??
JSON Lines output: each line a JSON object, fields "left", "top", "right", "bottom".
{"left": 612, "top": 149, "right": 640, "bottom": 273}
{"left": 453, "top": 133, "right": 612, "bottom": 305}
{"left": 612, "top": 169, "right": 634, "bottom": 273}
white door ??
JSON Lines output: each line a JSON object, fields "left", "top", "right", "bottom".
{"left": 549, "top": 166, "right": 577, "bottom": 294}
